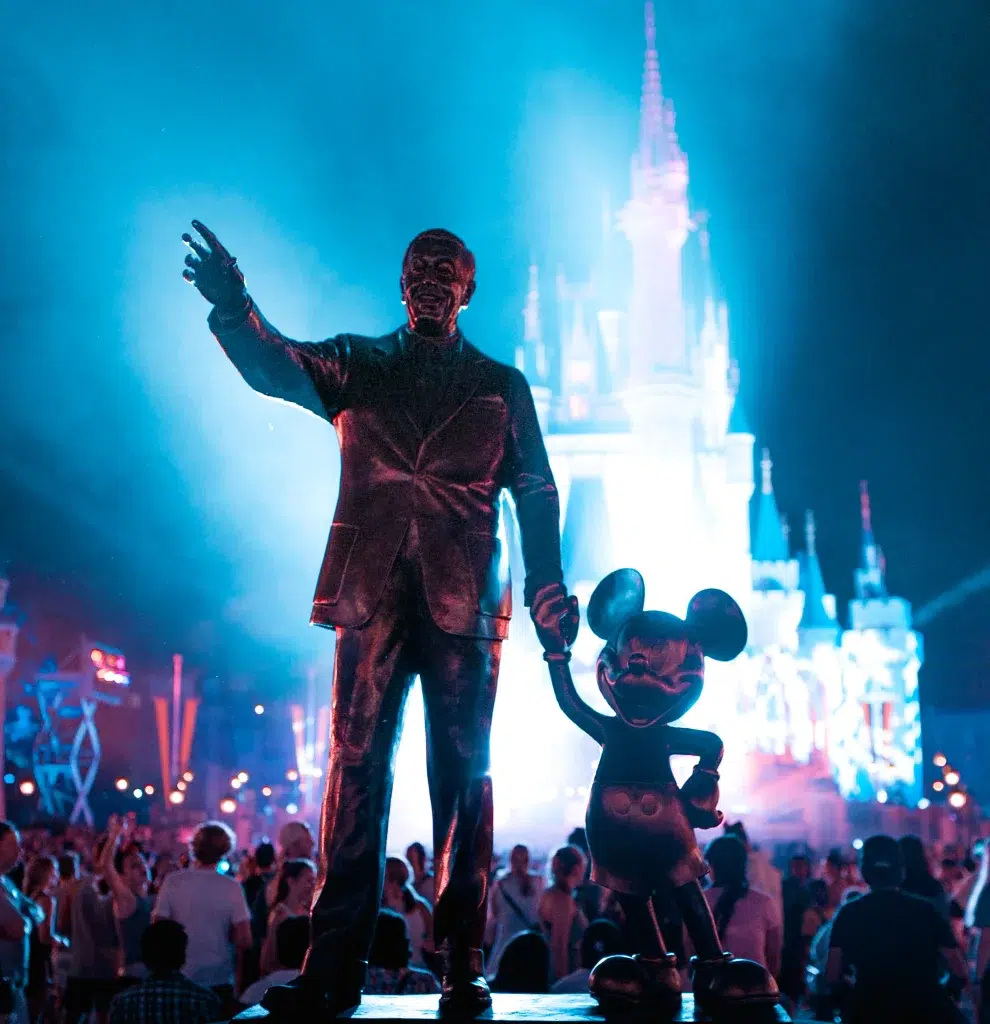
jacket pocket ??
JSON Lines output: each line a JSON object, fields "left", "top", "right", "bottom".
{"left": 466, "top": 531, "right": 511, "bottom": 619}
{"left": 314, "top": 523, "right": 359, "bottom": 605}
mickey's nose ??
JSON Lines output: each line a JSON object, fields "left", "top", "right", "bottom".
{"left": 627, "top": 653, "right": 650, "bottom": 676}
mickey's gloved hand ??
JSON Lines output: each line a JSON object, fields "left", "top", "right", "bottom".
{"left": 680, "top": 767, "right": 724, "bottom": 829}
{"left": 530, "top": 582, "right": 580, "bottom": 654}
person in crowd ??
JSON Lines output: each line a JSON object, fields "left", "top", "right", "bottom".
{"left": 364, "top": 908, "right": 441, "bottom": 996}
{"left": 150, "top": 854, "right": 177, "bottom": 898}
{"left": 242, "top": 841, "right": 277, "bottom": 989}
{"left": 23, "top": 854, "right": 65, "bottom": 1021}
{"left": 551, "top": 918, "right": 624, "bottom": 994}
{"left": 697, "top": 835, "right": 782, "bottom": 977}
{"left": 0, "top": 823, "right": 43, "bottom": 1024}
{"left": 821, "top": 848, "right": 852, "bottom": 917}
{"left": 966, "top": 838, "right": 990, "bottom": 1024}
{"left": 64, "top": 833, "right": 122, "bottom": 1024}
{"left": 779, "top": 849, "right": 813, "bottom": 1007}
{"left": 240, "top": 915, "right": 311, "bottom": 1007}
{"left": 827, "top": 834, "right": 967, "bottom": 1024}
{"left": 900, "top": 834, "right": 951, "bottom": 918}
{"left": 99, "top": 816, "right": 153, "bottom": 982}
{"left": 243, "top": 842, "right": 276, "bottom": 913}
{"left": 724, "top": 821, "right": 783, "bottom": 921}
{"left": 539, "top": 845, "right": 588, "bottom": 984}
{"left": 485, "top": 844, "right": 542, "bottom": 980}
{"left": 565, "top": 828, "right": 604, "bottom": 925}
{"left": 260, "top": 821, "right": 316, "bottom": 924}
{"left": 259, "top": 858, "right": 317, "bottom": 977}
{"left": 405, "top": 842, "right": 435, "bottom": 907}
{"left": 382, "top": 857, "right": 434, "bottom": 970}
{"left": 107, "top": 920, "right": 222, "bottom": 1024}
{"left": 52, "top": 851, "right": 79, "bottom": 1011}
{"left": 491, "top": 931, "right": 552, "bottom": 994}
{"left": 806, "top": 887, "right": 863, "bottom": 1018}
{"left": 153, "top": 820, "right": 252, "bottom": 1012}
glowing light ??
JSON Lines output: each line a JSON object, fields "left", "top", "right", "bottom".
{"left": 933, "top": 780, "right": 945, "bottom": 792}
{"left": 254, "top": 704, "right": 265, "bottom": 715}
{"left": 231, "top": 778, "right": 243, "bottom": 790}
{"left": 115, "top": 777, "right": 129, "bottom": 791}
{"left": 876, "top": 789, "right": 888, "bottom": 804}
{"left": 144, "top": 785, "right": 155, "bottom": 795}
{"left": 286, "top": 769, "right": 299, "bottom": 782}
{"left": 182, "top": 771, "right": 194, "bottom": 783}
{"left": 949, "top": 791, "right": 968, "bottom": 809}
{"left": 220, "top": 797, "right": 238, "bottom": 814}
{"left": 933, "top": 753, "right": 947, "bottom": 767}
{"left": 132, "top": 788, "right": 143, "bottom": 799}
{"left": 18, "top": 780, "right": 35, "bottom": 796}
{"left": 286, "top": 802, "right": 299, "bottom": 814}
{"left": 852, "top": 838, "right": 863, "bottom": 851}
{"left": 168, "top": 790, "right": 185, "bottom": 806}
{"left": 944, "top": 770, "right": 960, "bottom": 786}
{"left": 917, "top": 798, "right": 930, "bottom": 810}
{"left": 237, "top": 771, "right": 249, "bottom": 783}
{"left": 262, "top": 786, "right": 272, "bottom": 797}
{"left": 175, "top": 780, "right": 186, "bottom": 792}
{"left": 3, "top": 774, "right": 13, "bottom": 785}
{"left": 91, "top": 649, "right": 104, "bottom": 665}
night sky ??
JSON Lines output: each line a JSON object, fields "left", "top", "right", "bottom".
{"left": 2, "top": 0, "right": 988, "bottom": 708}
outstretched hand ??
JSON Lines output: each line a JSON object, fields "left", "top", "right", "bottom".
{"left": 181, "top": 220, "right": 248, "bottom": 313}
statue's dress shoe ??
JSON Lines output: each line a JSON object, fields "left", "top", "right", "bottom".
{"left": 261, "top": 961, "right": 366, "bottom": 1019}
{"left": 439, "top": 946, "right": 492, "bottom": 1016}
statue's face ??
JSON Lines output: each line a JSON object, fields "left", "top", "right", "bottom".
{"left": 400, "top": 234, "right": 476, "bottom": 337}
{"left": 596, "top": 612, "right": 705, "bottom": 727}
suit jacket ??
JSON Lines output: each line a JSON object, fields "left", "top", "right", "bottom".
{"left": 209, "top": 302, "right": 563, "bottom": 639}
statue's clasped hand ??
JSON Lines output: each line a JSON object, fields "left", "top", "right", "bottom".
{"left": 530, "top": 582, "right": 580, "bottom": 654}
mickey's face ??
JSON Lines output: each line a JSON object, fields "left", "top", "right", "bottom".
{"left": 595, "top": 611, "right": 705, "bottom": 728}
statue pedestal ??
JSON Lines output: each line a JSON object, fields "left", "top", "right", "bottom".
{"left": 231, "top": 992, "right": 792, "bottom": 1022}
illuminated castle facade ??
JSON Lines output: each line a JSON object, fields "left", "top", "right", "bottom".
{"left": 389, "top": 2, "right": 922, "bottom": 849}
{"left": 496, "top": 2, "right": 922, "bottom": 837}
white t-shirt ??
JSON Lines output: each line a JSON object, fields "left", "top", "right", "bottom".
{"left": 703, "top": 886, "right": 782, "bottom": 970}
{"left": 239, "top": 968, "right": 300, "bottom": 1006}
{"left": 154, "top": 868, "right": 251, "bottom": 987}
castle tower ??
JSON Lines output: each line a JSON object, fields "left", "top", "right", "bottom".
{"left": 617, "top": 1, "right": 691, "bottom": 383}
{"left": 840, "top": 482, "right": 923, "bottom": 801}
{"left": 747, "top": 449, "right": 802, "bottom": 651}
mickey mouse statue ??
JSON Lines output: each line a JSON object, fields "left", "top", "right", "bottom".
{"left": 544, "top": 568, "right": 778, "bottom": 1018}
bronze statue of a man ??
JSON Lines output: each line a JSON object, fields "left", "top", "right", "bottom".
{"left": 182, "top": 221, "right": 579, "bottom": 1016}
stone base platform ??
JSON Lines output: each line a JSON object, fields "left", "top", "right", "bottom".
{"left": 231, "top": 992, "right": 792, "bottom": 1023}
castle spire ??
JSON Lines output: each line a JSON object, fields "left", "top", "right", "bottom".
{"left": 799, "top": 509, "right": 836, "bottom": 629}
{"left": 518, "top": 263, "right": 547, "bottom": 384}
{"left": 638, "top": 1, "right": 683, "bottom": 174}
{"left": 855, "top": 480, "right": 887, "bottom": 599}
{"left": 753, "top": 448, "right": 789, "bottom": 562}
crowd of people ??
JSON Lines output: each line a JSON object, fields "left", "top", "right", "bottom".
{"left": 0, "top": 812, "right": 987, "bottom": 1023}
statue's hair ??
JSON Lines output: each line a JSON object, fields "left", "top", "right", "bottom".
{"left": 406, "top": 229, "right": 475, "bottom": 276}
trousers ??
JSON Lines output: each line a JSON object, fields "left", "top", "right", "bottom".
{"left": 307, "top": 524, "right": 502, "bottom": 977}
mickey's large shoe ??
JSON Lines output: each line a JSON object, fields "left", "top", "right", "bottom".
{"left": 589, "top": 952, "right": 682, "bottom": 1018}
{"left": 439, "top": 946, "right": 492, "bottom": 1016}
{"left": 260, "top": 960, "right": 366, "bottom": 1019}
{"left": 691, "top": 953, "right": 779, "bottom": 1013}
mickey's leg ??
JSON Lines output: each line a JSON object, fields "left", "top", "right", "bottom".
{"left": 589, "top": 893, "right": 681, "bottom": 1018}
{"left": 675, "top": 879, "right": 779, "bottom": 1011}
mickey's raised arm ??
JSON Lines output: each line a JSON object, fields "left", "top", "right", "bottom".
{"left": 545, "top": 651, "right": 608, "bottom": 745}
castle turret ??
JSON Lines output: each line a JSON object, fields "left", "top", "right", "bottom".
{"left": 617, "top": 1, "right": 691, "bottom": 381}
{"left": 799, "top": 511, "right": 838, "bottom": 634}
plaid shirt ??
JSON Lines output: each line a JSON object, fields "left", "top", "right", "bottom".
{"left": 108, "top": 971, "right": 223, "bottom": 1024}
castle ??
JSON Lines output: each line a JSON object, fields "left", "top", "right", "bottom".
{"left": 389, "top": 2, "right": 923, "bottom": 849}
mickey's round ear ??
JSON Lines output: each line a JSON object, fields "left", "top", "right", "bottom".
{"left": 587, "top": 569, "right": 646, "bottom": 641}
{"left": 685, "top": 589, "right": 748, "bottom": 661}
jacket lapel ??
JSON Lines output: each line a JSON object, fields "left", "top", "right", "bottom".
{"left": 421, "top": 339, "right": 487, "bottom": 446}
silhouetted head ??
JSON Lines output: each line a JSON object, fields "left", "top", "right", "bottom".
{"left": 588, "top": 570, "right": 747, "bottom": 727}
{"left": 369, "top": 908, "right": 411, "bottom": 970}
{"left": 492, "top": 931, "right": 552, "bottom": 994}
{"left": 860, "top": 834, "right": 904, "bottom": 890}
{"left": 400, "top": 229, "right": 476, "bottom": 338}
